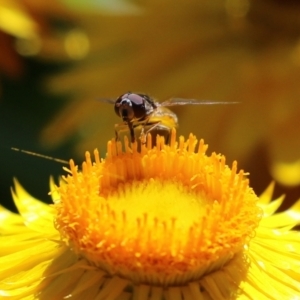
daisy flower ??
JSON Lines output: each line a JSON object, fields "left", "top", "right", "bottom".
{"left": 1, "top": 129, "right": 300, "bottom": 299}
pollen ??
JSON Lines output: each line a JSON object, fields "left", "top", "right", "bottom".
{"left": 54, "top": 129, "right": 261, "bottom": 286}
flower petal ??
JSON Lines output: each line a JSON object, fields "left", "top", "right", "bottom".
{"left": 11, "top": 179, "right": 56, "bottom": 234}
{"left": 259, "top": 195, "right": 285, "bottom": 217}
{"left": 260, "top": 198, "right": 300, "bottom": 228}
{"left": 0, "top": 240, "right": 63, "bottom": 279}
{"left": 49, "top": 176, "right": 60, "bottom": 203}
{"left": 258, "top": 181, "right": 275, "bottom": 205}
{"left": 0, "top": 205, "right": 28, "bottom": 235}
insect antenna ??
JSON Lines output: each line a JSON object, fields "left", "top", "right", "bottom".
{"left": 11, "top": 148, "right": 69, "bottom": 165}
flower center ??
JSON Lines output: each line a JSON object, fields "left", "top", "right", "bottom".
{"left": 54, "top": 130, "right": 261, "bottom": 286}
{"left": 107, "top": 179, "right": 207, "bottom": 232}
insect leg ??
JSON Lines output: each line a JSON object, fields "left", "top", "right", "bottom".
{"left": 128, "top": 122, "right": 136, "bottom": 143}
{"left": 114, "top": 123, "right": 129, "bottom": 141}
{"left": 144, "top": 121, "right": 162, "bottom": 134}
{"left": 140, "top": 121, "right": 163, "bottom": 144}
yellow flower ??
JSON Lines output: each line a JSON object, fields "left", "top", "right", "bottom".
{"left": 0, "top": 0, "right": 76, "bottom": 79}
{"left": 1, "top": 129, "right": 300, "bottom": 299}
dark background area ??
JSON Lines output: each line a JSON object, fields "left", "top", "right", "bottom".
{"left": 0, "top": 59, "right": 76, "bottom": 210}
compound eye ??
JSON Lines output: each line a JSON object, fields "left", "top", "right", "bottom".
{"left": 127, "top": 94, "right": 146, "bottom": 119}
{"left": 126, "top": 93, "right": 144, "bottom": 106}
{"left": 115, "top": 93, "right": 147, "bottom": 121}
{"left": 114, "top": 96, "right": 135, "bottom": 121}
{"left": 114, "top": 96, "right": 123, "bottom": 117}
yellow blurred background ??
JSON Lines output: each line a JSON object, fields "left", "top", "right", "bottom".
{"left": 1, "top": 0, "right": 300, "bottom": 210}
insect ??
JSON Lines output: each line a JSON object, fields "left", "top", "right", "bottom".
{"left": 103, "top": 92, "right": 238, "bottom": 144}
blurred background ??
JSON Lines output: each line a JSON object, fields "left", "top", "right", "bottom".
{"left": 1, "top": 0, "right": 300, "bottom": 211}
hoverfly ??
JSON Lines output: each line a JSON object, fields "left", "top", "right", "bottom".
{"left": 103, "top": 92, "right": 237, "bottom": 144}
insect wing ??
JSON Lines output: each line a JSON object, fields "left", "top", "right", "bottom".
{"left": 158, "top": 98, "right": 239, "bottom": 106}
{"left": 97, "top": 98, "right": 116, "bottom": 105}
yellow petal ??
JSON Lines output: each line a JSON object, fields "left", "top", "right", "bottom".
{"left": 0, "top": 1, "right": 38, "bottom": 38}
{"left": 259, "top": 195, "right": 285, "bottom": 217}
{"left": 258, "top": 181, "right": 275, "bottom": 205}
{"left": 11, "top": 179, "right": 56, "bottom": 234}
{"left": 260, "top": 198, "right": 300, "bottom": 228}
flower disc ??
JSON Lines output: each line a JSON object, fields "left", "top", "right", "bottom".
{"left": 55, "top": 130, "right": 261, "bottom": 286}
